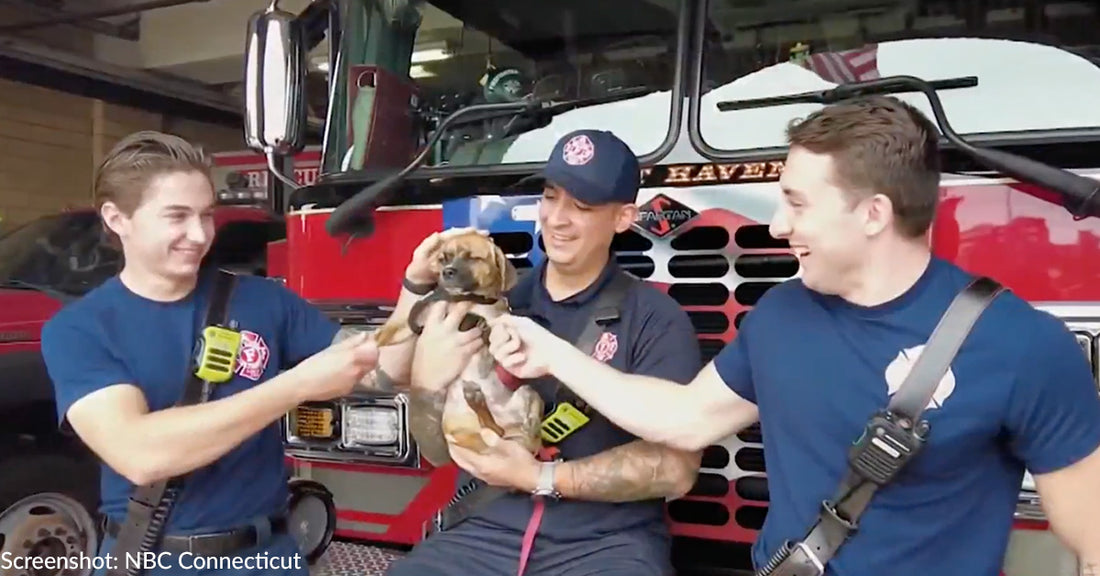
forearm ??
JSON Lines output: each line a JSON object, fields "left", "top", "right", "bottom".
{"left": 408, "top": 386, "right": 451, "bottom": 466}
{"left": 127, "top": 370, "right": 304, "bottom": 484}
{"left": 553, "top": 440, "right": 701, "bottom": 502}
{"left": 548, "top": 345, "right": 708, "bottom": 448}
{"left": 334, "top": 325, "right": 416, "bottom": 391}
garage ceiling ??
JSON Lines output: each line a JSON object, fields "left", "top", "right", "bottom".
{"left": 0, "top": 0, "right": 466, "bottom": 124}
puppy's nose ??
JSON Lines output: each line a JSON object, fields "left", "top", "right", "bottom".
{"left": 442, "top": 266, "right": 457, "bottom": 280}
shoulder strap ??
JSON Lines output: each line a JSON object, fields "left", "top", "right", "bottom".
{"left": 554, "top": 271, "right": 634, "bottom": 413}
{"left": 106, "top": 269, "right": 237, "bottom": 576}
{"left": 759, "top": 276, "right": 1004, "bottom": 576}
{"left": 574, "top": 271, "right": 634, "bottom": 354}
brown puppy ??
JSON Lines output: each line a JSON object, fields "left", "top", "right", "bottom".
{"left": 375, "top": 230, "right": 544, "bottom": 456}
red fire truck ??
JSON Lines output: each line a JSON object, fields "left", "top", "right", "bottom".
{"left": 245, "top": 1, "right": 1100, "bottom": 575}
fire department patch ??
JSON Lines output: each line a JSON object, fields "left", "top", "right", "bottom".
{"left": 562, "top": 134, "right": 595, "bottom": 166}
{"left": 236, "top": 330, "right": 270, "bottom": 381}
{"left": 634, "top": 193, "right": 698, "bottom": 238}
{"left": 592, "top": 332, "right": 618, "bottom": 363}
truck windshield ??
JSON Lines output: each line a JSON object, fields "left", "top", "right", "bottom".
{"left": 322, "top": 0, "right": 683, "bottom": 174}
{"left": 0, "top": 211, "right": 120, "bottom": 299}
{"left": 695, "top": 0, "right": 1100, "bottom": 155}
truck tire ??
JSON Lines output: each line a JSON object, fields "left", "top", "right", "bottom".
{"left": 0, "top": 451, "right": 100, "bottom": 576}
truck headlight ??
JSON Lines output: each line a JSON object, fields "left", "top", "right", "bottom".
{"left": 342, "top": 404, "right": 400, "bottom": 447}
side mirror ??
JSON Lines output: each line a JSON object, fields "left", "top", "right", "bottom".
{"left": 244, "top": 0, "right": 307, "bottom": 162}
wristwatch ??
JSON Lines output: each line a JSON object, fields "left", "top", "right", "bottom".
{"left": 532, "top": 461, "right": 561, "bottom": 499}
{"left": 402, "top": 276, "right": 435, "bottom": 295}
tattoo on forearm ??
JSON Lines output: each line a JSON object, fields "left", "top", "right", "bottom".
{"left": 408, "top": 388, "right": 451, "bottom": 466}
{"left": 562, "top": 440, "right": 699, "bottom": 503}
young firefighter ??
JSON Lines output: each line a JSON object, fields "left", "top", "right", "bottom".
{"left": 39, "top": 131, "right": 471, "bottom": 576}
{"left": 488, "top": 96, "right": 1100, "bottom": 576}
{"left": 386, "top": 130, "right": 704, "bottom": 576}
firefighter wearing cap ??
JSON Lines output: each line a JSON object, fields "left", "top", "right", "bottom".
{"left": 388, "top": 130, "right": 703, "bottom": 576}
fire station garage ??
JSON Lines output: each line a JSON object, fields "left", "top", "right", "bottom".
{"left": 1, "top": 1, "right": 1099, "bottom": 576}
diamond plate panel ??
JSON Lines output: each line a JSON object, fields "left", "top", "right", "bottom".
{"left": 310, "top": 542, "right": 406, "bottom": 576}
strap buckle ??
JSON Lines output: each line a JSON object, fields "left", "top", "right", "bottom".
{"left": 592, "top": 306, "right": 620, "bottom": 326}
{"left": 820, "top": 499, "right": 857, "bottom": 533}
{"left": 789, "top": 542, "right": 826, "bottom": 576}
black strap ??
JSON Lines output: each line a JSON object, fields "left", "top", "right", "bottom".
{"left": 762, "top": 277, "right": 1004, "bottom": 576}
{"left": 552, "top": 271, "right": 634, "bottom": 413}
{"left": 106, "top": 270, "right": 237, "bottom": 575}
{"left": 427, "top": 271, "right": 635, "bottom": 535}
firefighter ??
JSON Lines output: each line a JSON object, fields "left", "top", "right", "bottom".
{"left": 37, "top": 131, "right": 464, "bottom": 576}
{"left": 388, "top": 129, "right": 704, "bottom": 576}
{"left": 487, "top": 96, "right": 1100, "bottom": 575}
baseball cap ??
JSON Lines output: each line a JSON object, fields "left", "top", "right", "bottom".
{"left": 518, "top": 129, "right": 641, "bottom": 205}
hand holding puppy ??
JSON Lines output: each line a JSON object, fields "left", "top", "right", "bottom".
{"left": 292, "top": 331, "right": 380, "bottom": 402}
{"left": 405, "top": 227, "right": 489, "bottom": 285}
{"left": 446, "top": 429, "right": 540, "bottom": 492}
{"left": 411, "top": 300, "right": 483, "bottom": 392}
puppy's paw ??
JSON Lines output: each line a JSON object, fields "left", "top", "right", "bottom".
{"left": 500, "top": 385, "right": 544, "bottom": 455}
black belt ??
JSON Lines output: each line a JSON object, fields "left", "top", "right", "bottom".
{"left": 103, "top": 516, "right": 287, "bottom": 557}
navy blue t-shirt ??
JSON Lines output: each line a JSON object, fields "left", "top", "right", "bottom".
{"left": 715, "top": 256, "right": 1100, "bottom": 576}
{"left": 464, "top": 259, "right": 703, "bottom": 542}
{"left": 41, "top": 268, "right": 339, "bottom": 532}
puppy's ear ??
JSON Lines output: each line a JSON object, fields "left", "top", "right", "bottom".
{"left": 494, "top": 245, "right": 518, "bottom": 292}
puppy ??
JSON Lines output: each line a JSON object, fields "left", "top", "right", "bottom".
{"left": 375, "top": 230, "right": 544, "bottom": 456}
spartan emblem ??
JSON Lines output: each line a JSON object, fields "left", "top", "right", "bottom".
{"left": 884, "top": 344, "right": 956, "bottom": 410}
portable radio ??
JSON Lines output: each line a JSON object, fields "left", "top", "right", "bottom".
{"left": 194, "top": 325, "right": 242, "bottom": 383}
{"left": 540, "top": 402, "right": 590, "bottom": 444}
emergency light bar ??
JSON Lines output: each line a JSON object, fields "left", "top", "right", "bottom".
{"left": 283, "top": 394, "right": 418, "bottom": 466}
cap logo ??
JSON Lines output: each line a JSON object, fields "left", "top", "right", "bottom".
{"left": 562, "top": 134, "right": 595, "bottom": 166}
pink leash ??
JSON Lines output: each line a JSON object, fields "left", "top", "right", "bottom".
{"left": 493, "top": 365, "right": 554, "bottom": 576}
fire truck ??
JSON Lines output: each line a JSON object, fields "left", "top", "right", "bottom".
{"left": 244, "top": 1, "right": 1100, "bottom": 575}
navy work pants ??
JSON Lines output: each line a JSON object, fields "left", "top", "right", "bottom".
{"left": 385, "top": 518, "right": 674, "bottom": 576}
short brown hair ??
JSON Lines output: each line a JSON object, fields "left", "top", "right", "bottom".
{"left": 93, "top": 131, "right": 213, "bottom": 246}
{"left": 786, "top": 95, "right": 941, "bottom": 238}
{"left": 94, "top": 130, "right": 212, "bottom": 216}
